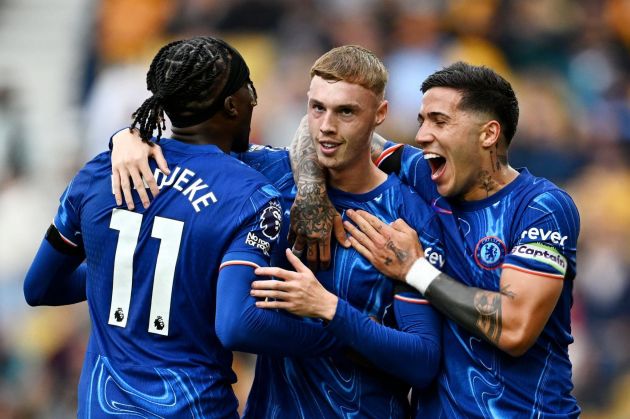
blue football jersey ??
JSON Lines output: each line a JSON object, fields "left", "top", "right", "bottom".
{"left": 380, "top": 142, "right": 580, "bottom": 418}
{"left": 238, "top": 147, "right": 444, "bottom": 419}
{"left": 53, "top": 139, "right": 282, "bottom": 418}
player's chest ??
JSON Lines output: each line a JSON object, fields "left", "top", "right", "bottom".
{"left": 441, "top": 210, "right": 514, "bottom": 290}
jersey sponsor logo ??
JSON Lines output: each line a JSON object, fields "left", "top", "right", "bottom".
{"left": 520, "top": 227, "right": 568, "bottom": 246}
{"left": 424, "top": 246, "right": 445, "bottom": 268}
{"left": 511, "top": 243, "right": 567, "bottom": 275}
{"left": 474, "top": 236, "right": 506, "bottom": 270}
{"left": 260, "top": 201, "right": 282, "bottom": 240}
{"left": 245, "top": 231, "right": 271, "bottom": 255}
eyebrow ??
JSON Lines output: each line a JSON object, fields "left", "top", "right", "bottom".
{"left": 309, "top": 98, "right": 362, "bottom": 111}
{"left": 419, "top": 111, "right": 450, "bottom": 121}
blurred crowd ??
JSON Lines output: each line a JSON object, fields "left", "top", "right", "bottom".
{"left": 2, "top": 0, "right": 630, "bottom": 417}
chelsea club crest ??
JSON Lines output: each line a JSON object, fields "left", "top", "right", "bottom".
{"left": 474, "top": 236, "right": 506, "bottom": 270}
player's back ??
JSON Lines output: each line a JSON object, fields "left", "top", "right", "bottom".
{"left": 59, "top": 139, "right": 279, "bottom": 418}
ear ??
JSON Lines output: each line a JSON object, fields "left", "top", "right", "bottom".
{"left": 480, "top": 120, "right": 501, "bottom": 148}
{"left": 375, "top": 100, "right": 388, "bottom": 126}
{"left": 224, "top": 96, "right": 238, "bottom": 117}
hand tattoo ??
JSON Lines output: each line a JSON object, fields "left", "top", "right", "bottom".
{"left": 386, "top": 240, "right": 409, "bottom": 263}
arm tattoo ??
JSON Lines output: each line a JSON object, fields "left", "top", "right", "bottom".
{"left": 424, "top": 274, "right": 516, "bottom": 347}
{"left": 290, "top": 116, "right": 324, "bottom": 184}
{"left": 291, "top": 181, "right": 335, "bottom": 238}
{"left": 370, "top": 132, "right": 387, "bottom": 163}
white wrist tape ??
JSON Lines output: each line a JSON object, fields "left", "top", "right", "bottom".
{"left": 405, "top": 258, "right": 441, "bottom": 294}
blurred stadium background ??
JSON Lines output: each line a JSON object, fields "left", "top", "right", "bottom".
{"left": 1, "top": 0, "right": 630, "bottom": 417}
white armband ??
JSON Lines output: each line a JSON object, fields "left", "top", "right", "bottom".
{"left": 405, "top": 258, "right": 441, "bottom": 294}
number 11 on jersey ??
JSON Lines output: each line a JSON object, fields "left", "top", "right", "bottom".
{"left": 108, "top": 209, "right": 184, "bottom": 336}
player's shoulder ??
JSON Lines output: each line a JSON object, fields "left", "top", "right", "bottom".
{"left": 516, "top": 169, "right": 578, "bottom": 215}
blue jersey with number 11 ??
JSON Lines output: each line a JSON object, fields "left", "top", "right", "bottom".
{"left": 53, "top": 139, "right": 282, "bottom": 418}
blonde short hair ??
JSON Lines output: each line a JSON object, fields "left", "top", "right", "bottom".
{"left": 310, "top": 45, "right": 388, "bottom": 99}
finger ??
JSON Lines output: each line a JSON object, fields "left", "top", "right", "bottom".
{"left": 348, "top": 235, "right": 374, "bottom": 263}
{"left": 119, "top": 171, "right": 135, "bottom": 210}
{"left": 346, "top": 209, "right": 389, "bottom": 242}
{"left": 112, "top": 170, "right": 123, "bottom": 206}
{"left": 250, "top": 289, "right": 288, "bottom": 300}
{"left": 306, "top": 241, "right": 318, "bottom": 272}
{"left": 318, "top": 239, "right": 331, "bottom": 270}
{"left": 355, "top": 210, "right": 393, "bottom": 239}
{"left": 255, "top": 300, "right": 292, "bottom": 310}
{"left": 150, "top": 144, "right": 170, "bottom": 175}
{"left": 343, "top": 220, "right": 373, "bottom": 251}
{"left": 254, "top": 267, "right": 298, "bottom": 282}
{"left": 140, "top": 162, "right": 159, "bottom": 200}
{"left": 291, "top": 235, "right": 306, "bottom": 258}
{"left": 129, "top": 169, "right": 150, "bottom": 209}
{"left": 285, "top": 248, "right": 310, "bottom": 273}
{"left": 333, "top": 212, "right": 350, "bottom": 248}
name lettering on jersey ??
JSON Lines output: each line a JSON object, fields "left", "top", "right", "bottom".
{"left": 520, "top": 227, "right": 567, "bottom": 246}
{"left": 511, "top": 243, "right": 567, "bottom": 275}
{"left": 424, "top": 247, "right": 445, "bottom": 268}
{"left": 154, "top": 167, "right": 218, "bottom": 213}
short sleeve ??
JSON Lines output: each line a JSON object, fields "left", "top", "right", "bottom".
{"left": 503, "top": 190, "right": 580, "bottom": 280}
{"left": 220, "top": 184, "right": 283, "bottom": 269}
{"left": 52, "top": 165, "right": 95, "bottom": 246}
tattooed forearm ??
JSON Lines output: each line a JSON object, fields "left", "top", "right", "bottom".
{"left": 423, "top": 273, "right": 515, "bottom": 347}
{"left": 291, "top": 181, "right": 335, "bottom": 239}
{"left": 370, "top": 132, "right": 387, "bottom": 163}
{"left": 290, "top": 115, "right": 325, "bottom": 184}
{"left": 473, "top": 291, "right": 502, "bottom": 343}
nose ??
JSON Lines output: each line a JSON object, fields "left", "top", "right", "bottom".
{"left": 414, "top": 124, "right": 433, "bottom": 148}
{"left": 320, "top": 111, "right": 336, "bottom": 136}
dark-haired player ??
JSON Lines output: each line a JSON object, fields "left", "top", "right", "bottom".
{"left": 22, "top": 36, "right": 339, "bottom": 418}
{"left": 319, "top": 62, "right": 581, "bottom": 417}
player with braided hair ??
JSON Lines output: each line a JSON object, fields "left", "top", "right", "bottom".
{"left": 22, "top": 36, "right": 340, "bottom": 418}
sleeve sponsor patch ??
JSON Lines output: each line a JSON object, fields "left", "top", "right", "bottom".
{"left": 510, "top": 242, "right": 567, "bottom": 275}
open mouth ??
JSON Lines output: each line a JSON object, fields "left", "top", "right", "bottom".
{"left": 424, "top": 152, "right": 446, "bottom": 179}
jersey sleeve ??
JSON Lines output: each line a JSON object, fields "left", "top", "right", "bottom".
{"left": 377, "top": 141, "right": 434, "bottom": 202}
{"left": 325, "top": 294, "right": 441, "bottom": 388}
{"left": 400, "top": 186, "right": 447, "bottom": 274}
{"left": 503, "top": 190, "right": 580, "bottom": 280}
{"left": 52, "top": 160, "right": 99, "bottom": 248}
{"left": 220, "top": 184, "right": 284, "bottom": 269}
{"left": 215, "top": 264, "right": 342, "bottom": 357}
{"left": 235, "top": 145, "right": 294, "bottom": 188}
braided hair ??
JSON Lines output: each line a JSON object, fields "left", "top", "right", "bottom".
{"left": 130, "top": 36, "right": 251, "bottom": 143}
